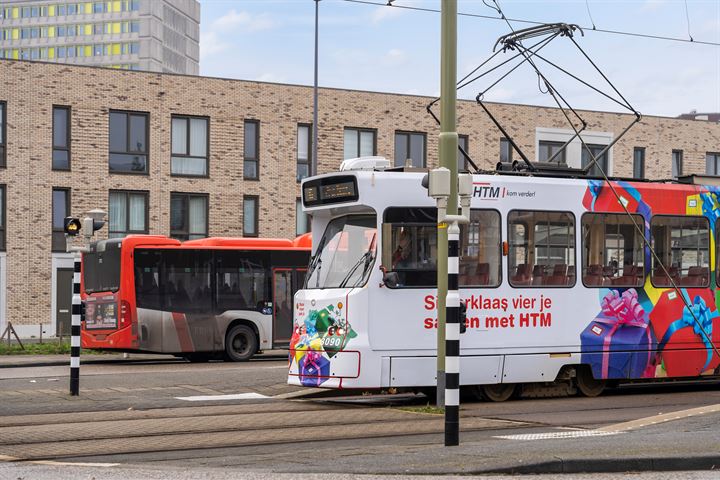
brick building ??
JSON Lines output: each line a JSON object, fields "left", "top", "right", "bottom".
{"left": 1, "top": 58, "right": 720, "bottom": 336}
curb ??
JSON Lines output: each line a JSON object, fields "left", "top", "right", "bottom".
{"left": 481, "top": 455, "right": 720, "bottom": 474}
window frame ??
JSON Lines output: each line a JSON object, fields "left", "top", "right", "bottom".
{"left": 108, "top": 109, "right": 149, "bottom": 175}
{"left": 500, "top": 137, "right": 513, "bottom": 163}
{"left": 169, "top": 192, "right": 209, "bottom": 241}
{"left": 394, "top": 130, "right": 427, "bottom": 168}
{"left": 457, "top": 134, "right": 469, "bottom": 172}
{"left": 52, "top": 105, "right": 71, "bottom": 171}
{"left": 507, "top": 209, "right": 577, "bottom": 289}
{"left": 580, "top": 212, "right": 646, "bottom": 288}
{"left": 243, "top": 195, "right": 259, "bottom": 237}
{"left": 538, "top": 140, "right": 566, "bottom": 164}
{"left": 343, "top": 127, "right": 377, "bottom": 161}
{"left": 243, "top": 119, "right": 260, "bottom": 181}
{"left": 170, "top": 114, "right": 210, "bottom": 178}
{"left": 296, "top": 123, "right": 312, "bottom": 183}
{"left": 0, "top": 184, "right": 5, "bottom": 251}
{"left": 108, "top": 190, "right": 149, "bottom": 238}
{"left": 0, "top": 101, "right": 6, "bottom": 168}
{"left": 672, "top": 149, "right": 683, "bottom": 178}
{"left": 650, "top": 214, "right": 710, "bottom": 288}
{"left": 706, "top": 152, "right": 720, "bottom": 176}
{"left": 51, "top": 187, "right": 71, "bottom": 252}
{"left": 581, "top": 143, "right": 610, "bottom": 176}
{"left": 633, "top": 147, "right": 645, "bottom": 179}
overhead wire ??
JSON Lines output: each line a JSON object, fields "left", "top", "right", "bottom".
{"left": 340, "top": 0, "right": 720, "bottom": 47}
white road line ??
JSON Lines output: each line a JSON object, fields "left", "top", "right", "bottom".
{"left": 495, "top": 431, "right": 620, "bottom": 441}
{"left": 175, "top": 393, "right": 269, "bottom": 401}
{"left": 596, "top": 403, "right": 720, "bottom": 433}
{"left": 29, "top": 461, "right": 119, "bottom": 467}
{"left": 0, "top": 455, "right": 19, "bottom": 462}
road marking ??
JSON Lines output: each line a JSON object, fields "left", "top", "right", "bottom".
{"left": 175, "top": 393, "right": 269, "bottom": 401}
{"left": 272, "top": 389, "right": 321, "bottom": 399}
{"left": 495, "top": 430, "right": 620, "bottom": 441}
{"left": 29, "top": 460, "right": 119, "bottom": 467}
{"left": 0, "top": 455, "right": 19, "bottom": 462}
{"left": 596, "top": 403, "right": 720, "bottom": 433}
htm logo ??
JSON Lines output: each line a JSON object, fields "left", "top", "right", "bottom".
{"left": 473, "top": 183, "right": 505, "bottom": 200}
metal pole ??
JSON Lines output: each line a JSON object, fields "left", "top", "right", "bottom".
{"left": 445, "top": 221, "right": 460, "bottom": 446}
{"left": 70, "top": 251, "right": 81, "bottom": 396}
{"left": 436, "top": 0, "right": 458, "bottom": 408}
{"left": 312, "top": 0, "right": 320, "bottom": 176}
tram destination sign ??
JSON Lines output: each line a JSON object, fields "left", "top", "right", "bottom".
{"left": 303, "top": 175, "right": 359, "bottom": 207}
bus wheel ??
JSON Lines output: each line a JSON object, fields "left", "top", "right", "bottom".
{"left": 225, "top": 324, "right": 258, "bottom": 362}
{"left": 480, "top": 384, "right": 517, "bottom": 402}
{"left": 576, "top": 366, "right": 606, "bottom": 397}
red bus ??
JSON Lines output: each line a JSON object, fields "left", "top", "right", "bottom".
{"left": 81, "top": 234, "right": 311, "bottom": 361}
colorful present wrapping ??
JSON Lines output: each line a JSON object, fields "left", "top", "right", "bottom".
{"left": 649, "top": 289, "right": 720, "bottom": 377}
{"left": 299, "top": 350, "right": 330, "bottom": 387}
{"left": 580, "top": 289, "right": 657, "bottom": 379}
{"left": 582, "top": 180, "right": 640, "bottom": 214}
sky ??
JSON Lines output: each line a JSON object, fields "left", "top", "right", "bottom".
{"left": 198, "top": 0, "right": 720, "bottom": 117}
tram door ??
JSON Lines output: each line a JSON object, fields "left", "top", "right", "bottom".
{"left": 272, "top": 268, "right": 306, "bottom": 347}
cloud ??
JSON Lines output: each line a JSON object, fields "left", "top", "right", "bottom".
{"left": 255, "top": 72, "right": 286, "bottom": 83}
{"left": 212, "top": 9, "right": 276, "bottom": 32}
{"left": 382, "top": 48, "right": 407, "bottom": 65}
{"left": 640, "top": 0, "right": 667, "bottom": 13}
{"left": 371, "top": 4, "right": 405, "bottom": 24}
{"left": 200, "top": 31, "right": 229, "bottom": 58}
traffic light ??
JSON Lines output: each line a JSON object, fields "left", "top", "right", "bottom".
{"left": 83, "top": 217, "right": 105, "bottom": 234}
{"left": 63, "top": 217, "right": 82, "bottom": 236}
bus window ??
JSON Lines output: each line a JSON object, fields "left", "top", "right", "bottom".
{"left": 83, "top": 240, "right": 122, "bottom": 293}
{"left": 460, "top": 210, "right": 501, "bottom": 287}
{"left": 508, "top": 210, "right": 575, "bottom": 287}
{"left": 163, "top": 249, "right": 212, "bottom": 313}
{"left": 134, "top": 249, "right": 162, "bottom": 310}
{"left": 382, "top": 207, "right": 436, "bottom": 288}
{"left": 651, "top": 216, "right": 709, "bottom": 287}
{"left": 582, "top": 213, "right": 644, "bottom": 287}
{"left": 215, "top": 250, "right": 269, "bottom": 312}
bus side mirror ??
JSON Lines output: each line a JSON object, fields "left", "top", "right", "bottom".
{"left": 459, "top": 302, "right": 467, "bottom": 334}
{"left": 382, "top": 271, "right": 399, "bottom": 288}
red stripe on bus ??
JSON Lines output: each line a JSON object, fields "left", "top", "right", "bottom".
{"left": 171, "top": 312, "right": 194, "bottom": 352}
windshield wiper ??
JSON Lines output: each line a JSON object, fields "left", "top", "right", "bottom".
{"left": 338, "top": 233, "right": 377, "bottom": 289}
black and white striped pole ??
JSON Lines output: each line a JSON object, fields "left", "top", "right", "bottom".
{"left": 64, "top": 210, "right": 106, "bottom": 397}
{"left": 445, "top": 221, "right": 461, "bottom": 446}
{"left": 70, "top": 251, "right": 82, "bottom": 395}
{"left": 425, "top": 168, "right": 472, "bottom": 446}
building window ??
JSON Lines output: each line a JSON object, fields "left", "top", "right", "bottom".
{"left": 672, "top": 150, "right": 683, "bottom": 178}
{"left": 500, "top": 137, "right": 513, "bottom": 163}
{"left": 52, "top": 188, "right": 70, "bottom": 252}
{"left": 581, "top": 144, "right": 609, "bottom": 176}
{"left": 394, "top": 131, "right": 426, "bottom": 168}
{"left": 296, "top": 198, "right": 309, "bottom": 235}
{"left": 243, "top": 120, "right": 259, "bottom": 180}
{"left": 706, "top": 153, "right": 720, "bottom": 176}
{"left": 0, "top": 101, "right": 5, "bottom": 168}
{"left": 109, "top": 110, "right": 148, "bottom": 174}
{"left": 344, "top": 127, "right": 376, "bottom": 160}
{"left": 0, "top": 185, "right": 5, "bottom": 251}
{"left": 538, "top": 140, "right": 566, "bottom": 164}
{"left": 171, "top": 116, "right": 208, "bottom": 176}
{"left": 633, "top": 147, "right": 645, "bottom": 179}
{"left": 457, "top": 135, "right": 469, "bottom": 172}
{"left": 243, "top": 195, "right": 259, "bottom": 237}
{"left": 170, "top": 193, "right": 208, "bottom": 240}
{"left": 297, "top": 124, "right": 312, "bottom": 182}
{"left": 52, "top": 106, "right": 71, "bottom": 170}
{"left": 108, "top": 190, "right": 148, "bottom": 238}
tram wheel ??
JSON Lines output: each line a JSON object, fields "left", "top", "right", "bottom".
{"left": 225, "top": 324, "right": 258, "bottom": 362}
{"left": 575, "top": 366, "right": 606, "bottom": 397}
{"left": 480, "top": 383, "right": 517, "bottom": 402}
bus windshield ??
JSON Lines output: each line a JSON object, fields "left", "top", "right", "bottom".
{"left": 306, "top": 215, "right": 377, "bottom": 289}
{"left": 83, "top": 241, "right": 122, "bottom": 294}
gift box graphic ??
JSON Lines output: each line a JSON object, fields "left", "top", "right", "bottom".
{"left": 299, "top": 350, "right": 330, "bottom": 387}
{"left": 649, "top": 289, "right": 720, "bottom": 377}
{"left": 583, "top": 180, "right": 640, "bottom": 214}
{"left": 580, "top": 289, "right": 657, "bottom": 379}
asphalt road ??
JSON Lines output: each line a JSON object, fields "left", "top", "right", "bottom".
{"left": 1, "top": 354, "right": 720, "bottom": 477}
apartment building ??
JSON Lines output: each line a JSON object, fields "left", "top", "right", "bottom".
{"left": 0, "top": 0, "right": 200, "bottom": 73}
{"left": 1, "top": 58, "right": 720, "bottom": 336}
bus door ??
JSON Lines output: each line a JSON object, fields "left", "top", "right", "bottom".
{"left": 272, "top": 268, "right": 306, "bottom": 347}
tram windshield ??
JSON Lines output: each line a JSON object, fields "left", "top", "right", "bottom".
{"left": 305, "top": 215, "right": 377, "bottom": 289}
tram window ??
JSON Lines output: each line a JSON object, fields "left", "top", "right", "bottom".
{"left": 508, "top": 210, "right": 575, "bottom": 287}
{"left": 459, "top": 210, "right": 501, "bottom": 287}
{"left": 215, "top": 250, "right": 269, "bottom": 312}
{"left": 382, "top": 207, "right": 437, "bottom": 287}
{"left": 651, "top": 216, "right": 709, "bottom": 287}
{"left": 162, "top": 250, "right": 212, "bottom": 313}
{"left": 581, "top": 213, "right": 644, "bottom": 287}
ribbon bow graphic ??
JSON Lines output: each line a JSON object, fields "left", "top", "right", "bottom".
{"left": 658, "top": 293, "right": 718, "bottom": 372}
{"left": 597, "top": 289, "right": 649, "bottom": 378}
